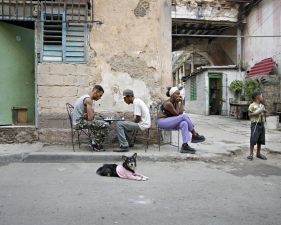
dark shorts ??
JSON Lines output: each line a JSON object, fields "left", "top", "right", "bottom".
{"left": 250, "top": 123, "right": 265, "bottom": 146}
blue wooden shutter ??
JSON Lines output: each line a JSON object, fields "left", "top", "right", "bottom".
{"left": 41, "top": 13, "right": 65, "bottom": 62}
{"left": 64, "top": 23, "right": 87, "bottom": 62}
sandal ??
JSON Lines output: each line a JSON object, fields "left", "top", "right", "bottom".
{"left": 247, "top": 154, "right": 253, "bottom": 160}
{"left": 257, "top": 154, "right": 267, "bottom": 160}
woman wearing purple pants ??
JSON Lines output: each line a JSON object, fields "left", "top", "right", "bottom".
{"left": 157, "top": 87, "right": 205, "bottom": 153}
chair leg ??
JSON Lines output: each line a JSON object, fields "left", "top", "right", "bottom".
{"left": 71, "top": 129, "right": 75, "bottom": 152}
{"left": 177, "top": 130, "right": 180, "bottom": 152}
{"left": 158, "top": 129, "right": 161, "bottom": 152}
{"left": 169, "top": 130, "right": 172, "bottom": 145}
{"left": 145, "top": 129, "right": 149, "bottom": 152}
{"left": 78, "top": 131, "right": 81, "bottom": 149}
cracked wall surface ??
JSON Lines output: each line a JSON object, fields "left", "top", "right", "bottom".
{"left": 36, "top": 0, "right": 171, "bottom": 142}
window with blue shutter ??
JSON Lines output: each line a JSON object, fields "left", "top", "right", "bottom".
{"left": 41, "top": 13, "right": 87, "bottom": 63}
{"left": 65, "top": 23, "right": 87, "bottom": 62}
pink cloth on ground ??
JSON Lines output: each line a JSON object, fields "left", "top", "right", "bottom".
{"left": 116, "top": 165, "right": 143, "bottom": 180}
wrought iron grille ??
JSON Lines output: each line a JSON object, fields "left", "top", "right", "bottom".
{"left": 0, "top": 0, "right": 93, "bottom": 23}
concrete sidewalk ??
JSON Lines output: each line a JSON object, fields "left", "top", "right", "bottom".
{"left": 1, "top": 114, "right": 280, "bottom": 163}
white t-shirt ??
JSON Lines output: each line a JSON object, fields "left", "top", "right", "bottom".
{"left": 133, "top": 98, "right": 151, "bottom": 130}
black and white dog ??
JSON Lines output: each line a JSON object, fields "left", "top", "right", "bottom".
{"left": 96, "top": 153, "right": 148, "bottom": 181}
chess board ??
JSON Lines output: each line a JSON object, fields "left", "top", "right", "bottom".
{"left": 103, "top": 117, "right": 125, "bottom": 122}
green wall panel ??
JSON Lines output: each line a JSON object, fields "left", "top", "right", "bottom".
{"left": 0, "top": 22, "right": 35, "bottom": 125}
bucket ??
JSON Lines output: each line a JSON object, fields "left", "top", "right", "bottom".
{"left": 265, "top": 116, "right": 279, "bottom": 130}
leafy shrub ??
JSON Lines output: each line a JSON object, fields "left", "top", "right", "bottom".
{"left": 228, "top": 80, "right": 243, "bottom": 92}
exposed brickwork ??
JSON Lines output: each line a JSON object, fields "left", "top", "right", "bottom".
{"left": 0, "top": 127, "right": 38, "bottom": 144}
{"left": 262, "top": 84, "right": 281, "bottom": 115}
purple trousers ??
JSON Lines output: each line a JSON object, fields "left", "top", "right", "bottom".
{"left": 157, "top": 114, "right": 194, "bottom": 143}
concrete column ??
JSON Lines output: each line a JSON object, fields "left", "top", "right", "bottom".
{"left": 191, "top": 53, "right": 194, "bottom": 73}
{"left": 237, "top": 27, "right": 242, "bottom": 72}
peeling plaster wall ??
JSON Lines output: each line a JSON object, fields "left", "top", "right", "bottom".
{"left": 243, "top": 0, "right": 281, "bottom": 74}
{"left": 243, "top": 0, "right": 281, "bottom": 105}
{"left": 36, "top": 0, "right": 171, "bottom": 143}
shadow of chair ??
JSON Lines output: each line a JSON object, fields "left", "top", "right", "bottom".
{"left": 156, "top": 105, "right": 180, "bottom": 152}
{"left": 66, "top": 103, "right": 93, "bottom": 152}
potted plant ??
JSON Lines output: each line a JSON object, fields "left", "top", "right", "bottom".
{"left": 228, "top": 79, "right": 243, "bottom": 102}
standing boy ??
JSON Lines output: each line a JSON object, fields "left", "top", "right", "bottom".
{"left": 72, "top": 85, "right": 109, "bottom": 151}
{"left": 247, "top": 91, "right": 267, "bottom": 160}
{"left": 114, "top": 89, "right": 151, "bottom": 152}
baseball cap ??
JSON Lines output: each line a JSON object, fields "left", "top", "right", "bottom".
{"left": 123, "top": 89, "right": 134, "bottom": 96}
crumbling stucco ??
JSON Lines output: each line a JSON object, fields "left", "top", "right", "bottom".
{"left": 110, "top": 54, "right": 162, "bottom": 103}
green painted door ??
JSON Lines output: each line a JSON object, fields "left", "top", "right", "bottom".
{"left": 0, "top": 22, "right": 35, "bottom": 125}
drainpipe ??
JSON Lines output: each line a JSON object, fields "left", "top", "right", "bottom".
{"left": 237, "top": 27, "right": 242, "bottom": 72}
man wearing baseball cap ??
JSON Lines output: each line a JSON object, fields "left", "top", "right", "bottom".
{"left": 114, "top": 89, "right": 151, "bottom": 152}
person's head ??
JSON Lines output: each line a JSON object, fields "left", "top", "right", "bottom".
{"left": 91, "top": 85, "right": 104, "bottom": 101}
{"left": 252, "top": 91, "right": 263, "bottom": 103}
{"left": 123, "top": 89, "right": 134, "bottom": 105}
{"left": 166, "top": 86, "right": 181, "bottom": 100}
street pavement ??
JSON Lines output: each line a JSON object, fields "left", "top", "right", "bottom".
{"left": 1, "top": 161, "right": 281, "bottom": 225}
{"left": 0, "top": 114, "right": 280, "bottom": 163}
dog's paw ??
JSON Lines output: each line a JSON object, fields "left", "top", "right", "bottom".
{"left": 141, "top": 176, "right": 148, "bottom": 181}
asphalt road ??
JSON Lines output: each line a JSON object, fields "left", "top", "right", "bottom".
{"left": 1, "top": 156, "right": 281, "bottom": 225}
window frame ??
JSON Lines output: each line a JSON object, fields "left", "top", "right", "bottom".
{"left": 40, "top": 12, "right": 87, "bottom": 63}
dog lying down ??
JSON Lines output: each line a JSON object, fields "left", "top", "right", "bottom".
{"left": 96, "top": 153, "right": 149, "bottom": 181}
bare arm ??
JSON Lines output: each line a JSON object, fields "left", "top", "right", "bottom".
{"left": 83, "top": 98, "right": 94, "bottom": 121}
{"left": 133, "top": 115, "right": 141, "bottom": 123}
{"left": 248, "top": 109, "right": 266, "bottom": 117}
{"left": 165, "top": 97, "right": 184, "bottom": 116}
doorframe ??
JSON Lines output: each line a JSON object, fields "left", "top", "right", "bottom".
{"left": 34, "top": 21, "right": 38, "bottom": 127}
{"left": 208, "top": 73, "right": 222, "bottom": 115}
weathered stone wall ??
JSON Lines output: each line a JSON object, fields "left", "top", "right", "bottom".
{"left": 0, "top": 127, "right": 38, "bottom": 144}
{"left": 37, "top": 0, "right": 171, "bottom": 143}
{"left": 243, "top": 0, "right": 281, "bottom": 75}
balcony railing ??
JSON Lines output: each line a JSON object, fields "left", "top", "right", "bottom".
{"left": 0, "top": 0, "right": 92, "bottom": 23}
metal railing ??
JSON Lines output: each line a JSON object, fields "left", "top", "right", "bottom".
{"left": 0, "top": 0, "right": 93, "bottom": 23}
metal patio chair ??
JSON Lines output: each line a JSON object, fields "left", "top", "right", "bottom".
{"left": 156, "top": 105, "right": 180, "bottom": 152}
{"left": 66, "top": 103, "right": 92, "bottom": 152}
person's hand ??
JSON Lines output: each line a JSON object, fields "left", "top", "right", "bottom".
{"left": 83, "top": 113, "right": 88, "bottom": 119}
{"left": 176, "top": 96, "right": 183, "bottom": 102}
{"left": 259, "top": 109, "right": 266, "bottom": 114}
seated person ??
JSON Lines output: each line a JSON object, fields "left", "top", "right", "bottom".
{"left": 114, "top": 89, "right": 151, "bottom": 152}
{"left": 72, "top": 85, "right": 109, "bottom": 151}
{"left": 157, "top": 86, "right": 205, "bottom": 153}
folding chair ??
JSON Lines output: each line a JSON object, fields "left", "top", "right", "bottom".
{"left": 156, "top": 105, "right": 180, "bottom": 151}
{"left": 66, "top": 103, "right": 92, "bottom": 152}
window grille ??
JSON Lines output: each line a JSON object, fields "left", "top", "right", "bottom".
{"left": 190, "top": 76, "right": 197, "bottom": 101}
{"left": 41, "top": 13, "right": 64, "bottom": 62}
{"left": 41, "top": 12, "right": 87, "bottom": 62}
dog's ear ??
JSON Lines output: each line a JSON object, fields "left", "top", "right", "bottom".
{"left": 132, "top": 153, "right": 137, "bottom": 159}
{"left": 122, "top": 155, "right": 127, "bottom": 162}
